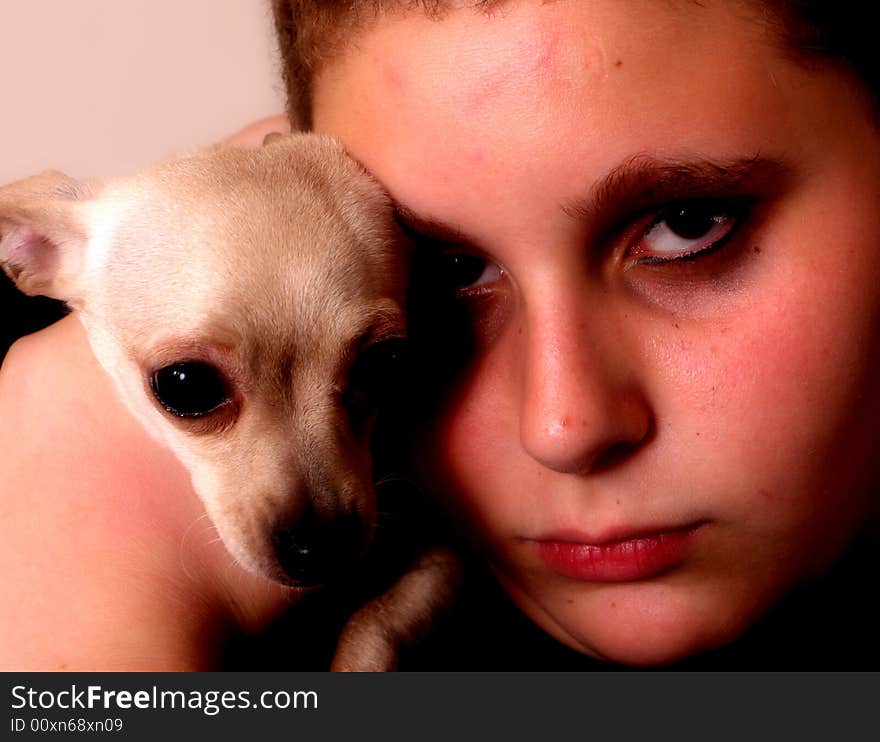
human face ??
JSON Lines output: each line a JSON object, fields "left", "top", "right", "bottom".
{"left": 312, "top": 0, "right": 880, "bottom": 664}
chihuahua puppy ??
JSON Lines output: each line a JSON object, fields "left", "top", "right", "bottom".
{"left": 0, "top": 133, "right": 459, "bottom": 670}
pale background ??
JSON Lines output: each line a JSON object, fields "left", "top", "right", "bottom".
{"left": 0, "top": 0, "right": 286, "bottom": 183}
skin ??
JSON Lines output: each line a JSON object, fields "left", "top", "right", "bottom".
{"left": 311, "top": 0, "right": 880, "bottom": 664}
{"left": 0, "top": 121, "right": 294, "bottom": 670}
{"left": 4, "top": 0, "right": 879, "bottom": 670}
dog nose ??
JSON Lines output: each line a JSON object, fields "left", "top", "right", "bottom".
{"left": 272, "top": 511, "right": 365, "bottom": 586}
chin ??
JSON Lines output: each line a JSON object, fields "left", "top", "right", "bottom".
{"left": 525, "top": 580, "right": 771, "bottom": 668}
{"left": 575, "top": 624, "right": 734, "bottom": 668}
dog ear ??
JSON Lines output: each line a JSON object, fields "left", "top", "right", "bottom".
{"left": 0, "top": 171, "right": 90, "bottom": 302}
{"left": 262, "top": 131, "right": 287, "bottom": 147}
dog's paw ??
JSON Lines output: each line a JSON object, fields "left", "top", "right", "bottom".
{"left": 330, "top": 546, "right": 463, "bottom": 672}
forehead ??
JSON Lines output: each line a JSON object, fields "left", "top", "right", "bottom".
{"left": 314, "top": 1, "right": 777, "bottom": 139}
{"left": 312, "top": 0, "right": 871, "bottom": 236}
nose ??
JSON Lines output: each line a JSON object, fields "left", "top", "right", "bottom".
{"left": 272, "top": 510, "right": 366, "bottom": 586}
{"left": 518, "top": 304, "right": 652, "bottom": 475}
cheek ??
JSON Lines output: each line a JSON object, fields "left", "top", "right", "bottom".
{"left": 417, "top": 342, "right": 524, "bottom": 539}
{"left": 657, "top": 242, "right": 880, "bottom": 547}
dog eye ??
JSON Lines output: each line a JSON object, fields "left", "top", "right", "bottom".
{"left": 150, "top": 362, "right": 230, "bottom": 418}
{"left": 345, "top": 338, "right": 410, "bottom": 419}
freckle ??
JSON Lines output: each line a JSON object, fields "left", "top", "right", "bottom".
{"left": 616, "top": 499, "right": 621, "bottom": 505}
{"left": 567, "top": 598, "right": 575, "bottom": 605}
{"left": 610, "top": 601, "right": 617, "bottom": 608}
{"left": 753, "top": 245, "right": 762, "bottom": 253}
{"left": 673, "top": 322, "right": 680, "bottom": 329}
{"left": 695, "top": 431, "right": 700, "bottom": 437}
{"left": 615, "top": 59, "right": 623, "bottom": 67}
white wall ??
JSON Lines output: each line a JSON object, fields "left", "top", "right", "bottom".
{"left": 0, "top": 0, "right": 286, "bottom": 182}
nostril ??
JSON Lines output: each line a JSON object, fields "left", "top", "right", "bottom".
{"left": 272, "top": 512, "right": 365, "bottom": 586}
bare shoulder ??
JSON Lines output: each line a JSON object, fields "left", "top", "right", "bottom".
{"left": 0, "top": 317, "right": 287, "bottom": 670}
{"left": 2, "top": 316, "right": 107, "bottom": 417}
{"left": 0, "top": 316, "right": 165, "bottom": 483}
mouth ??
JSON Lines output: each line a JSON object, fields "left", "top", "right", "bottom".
{"left": 529, "top": 522, "right": 706, "bottom": 583}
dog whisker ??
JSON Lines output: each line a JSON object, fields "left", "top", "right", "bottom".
{"left": 177, "top": 512, "right": 221, "bottom": 582}
{"left": 0, "top": 135, "right": 460, "bottom": 671}
{"left": 375, "top": 473, "right": 417, "bottom": 488}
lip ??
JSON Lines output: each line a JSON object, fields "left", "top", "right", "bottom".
{"left": 530, "top": 523, "right": 704, "bottom": 583}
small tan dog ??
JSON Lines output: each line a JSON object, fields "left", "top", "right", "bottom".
{"left": 0, "top": 133, "right": 459, "bottom": 670}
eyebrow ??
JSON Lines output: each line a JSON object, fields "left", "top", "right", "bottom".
{"left": 393, "top": 153, "right": 792, "bottom": 247}
{"left": 562, "top": 153, "right": 792, "bottom": 222}
{"left": 394, "top": 203, "right": 477, "bottom": 248}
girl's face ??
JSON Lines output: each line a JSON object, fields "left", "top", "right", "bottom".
{"left": 312, "top": 0, "right": 880, "bottom": 664}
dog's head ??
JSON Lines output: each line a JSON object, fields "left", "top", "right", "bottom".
{"left": 0, "top": 134, "right": 407, "bottom": 585}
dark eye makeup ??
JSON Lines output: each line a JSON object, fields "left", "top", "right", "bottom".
{"left": 398, "top": 152, "right": 788, "bottom": 301}
{"left": 430, "top": 251, "right": 505, "bottom": 295}
{"left": 626, "top": 198, "right": 754, "bottom": 267}
{"left": 409, "top": 197, "right": 754, "bottom": 301}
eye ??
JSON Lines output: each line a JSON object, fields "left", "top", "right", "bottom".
{"left": 344, "top": 338, "right": 410, "bottom": 420}
{"left": 436, "top": 252, "right": 504, "bottom": 294}
{"left": 150, "top": 362, "right": 231, "bottom": 418}
{"left": 629, "top": 201, "right": 746, "bottom": 265}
